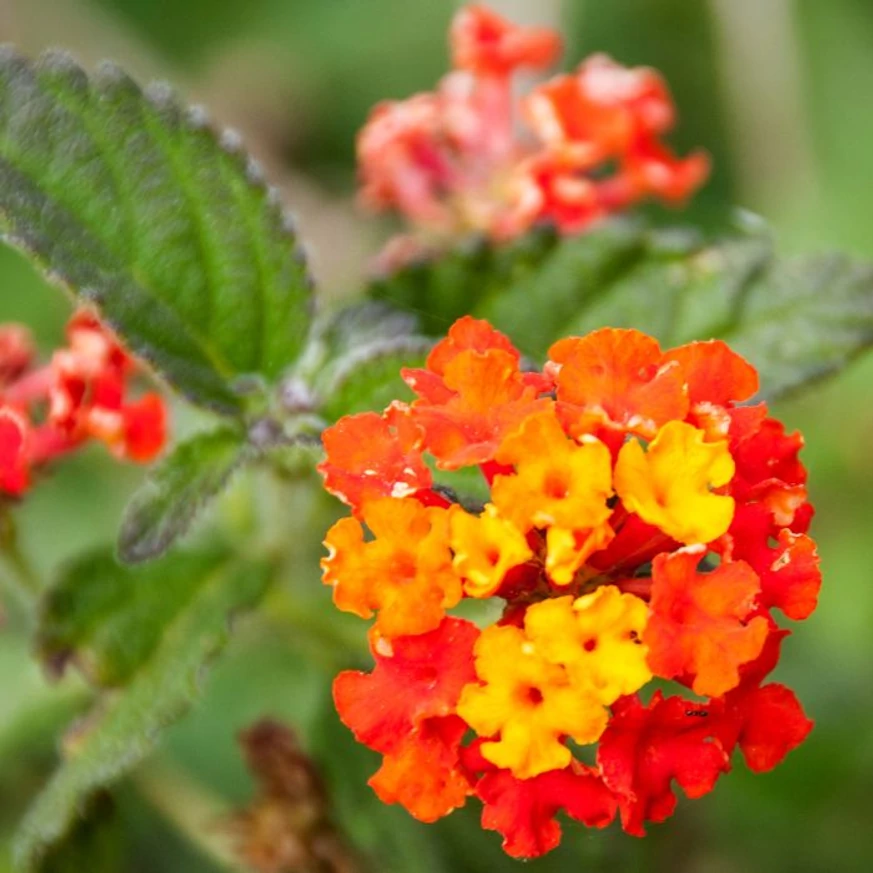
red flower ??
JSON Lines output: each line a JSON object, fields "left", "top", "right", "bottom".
{"left": 0, "top": 405, "right": 30, "bottom": 496}
{"left": 723, "top": 504, "right": 821, "bottom": 620}
{"left": 318, "top": 404, "right": 434, "bottom": 512}
{"left": 334, "top": 617, "right": 479, "bottom": 751}
{"left": 644, "top": 546, "right": 769, "bottom": 697}
{"left": 0, "top": 325, "right": 35, "bottom": 385}
{"left": 0, "top": 311, "right": 167, "bottom": 496}
{"left": 598, "top": 692, "right": 730, "bottom": 836}
{"left": 334, "top": 618, "right": 480, "bottom": 821}
{"left": 450, "top": 5, "right": 562, "bottom": 77}
{"left": 711, "top": 627, "right": 814, "bottom": 773}
{"left": 475, "top": 763, "right": 616, "bottom": 858}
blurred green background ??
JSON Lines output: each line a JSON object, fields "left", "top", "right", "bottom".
{"left": 1, "top": 0, "right": 872, "bottom": 871}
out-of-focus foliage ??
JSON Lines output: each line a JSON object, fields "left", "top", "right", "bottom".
{"left": 1, "top": 1, "right": 872, "bottom": 872}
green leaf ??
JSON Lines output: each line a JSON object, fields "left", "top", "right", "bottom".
{"left": 317, "top": 336, "right": 432, "bottom": 421}
{"left": 0, "top": 49, "right": 313, "bottom": 414}
{"left": 37, "top": 548, "right": 226, "bottom": 686}
{"left": 293, "top": 301, "right": 433, "bottom": 420}
{"left": 18, "top": 548, "right": 271, "bottom": 870}
{"left": 718, "top": 253, "right": 873, "bottom": 399}
{"left": 367, "top": 221, "right": 873, "bottom": 400}
{"left": 368, "top": 227, "right": 561, "bottom": 336}
{"left": 117, "top": 426, "right": 248, "bottom": 565}
{"left": 36, "top": 794, "right": 123, "bottom": 873}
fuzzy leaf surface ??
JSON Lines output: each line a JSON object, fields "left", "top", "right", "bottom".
{"left": 0, "top": 50, "right": 312, "bottom": 413}
{"left": 368, "top": 223, "right": 873, "bottom": 400}
{"left": 18, "top": 548, "right": 271, "bottom": 870}
{"left": 117, "top": 425, "right": 248, "bottom": 564}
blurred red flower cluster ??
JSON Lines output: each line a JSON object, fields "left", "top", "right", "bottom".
{"left": 0, "top": 312, "right": 167, "bottom": 497}
{"left": 358, "top": 5, "right": 709, "bottom": 269}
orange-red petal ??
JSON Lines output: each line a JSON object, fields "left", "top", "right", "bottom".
{"left": 450, "top": 5, "right": 562, "bottom": 76}
{"left": 645, "top": 547, "right": 769, "bottom": 697}
{"left": 318, "top": 404, "right": 432, "bottom": 512}
{"left": 597, "top": 692, "right": 730, "bottom": 837}
{"left": 548, "top": 328, "right": 688, "bottom": 438}
{"left": 333, "top": 617, "right": 479, "bottom": 754}
{"left": 404, "top": 348, "right": 549, "bottom": 468}
{"left": 369, "top": 715, "right": 473, "bottom": 821}
{"left": 476, "top": 765, "right": 616, "bottom": 858}
{"left": 663, "top": 340, "right": 758, "bottom": 407}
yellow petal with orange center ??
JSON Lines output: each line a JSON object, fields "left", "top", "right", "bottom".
{"left": 450, "top": 504, "right": 533, "bottom": 598}
{"left": 321, "top": 497, "right": 462, "bottom": 637}
{"left": 545, "top": 522, "right": 615, "bottom": 586}
{"left": 524, "top": 587, "right": 651, "bottom": 703}
{"left": 492, "top": 409, "right": 613, "bottom": 534}
{"left": 457, "top": 625, "right": 607, "bottom": 779}
{"left": 614, "top": 421, "right": 735, "bottom": 544}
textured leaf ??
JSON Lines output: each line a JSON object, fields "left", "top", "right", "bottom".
{"left": 368, "top": 221, "right": 873, "bottom": 400}
{"left": 478, "top": 221, "right": 645, "bottom": 358}
{"left": 318, "top": 336, "right": 431, "bottom": 421}
{"left": 37, "top": 794, "right": 122, "bottom": 873}
{"left": 0, "top": 49, "right": 313, "bottom": 413}
{"left": 294, "top": 301, "right": 433, "bottom": 420}
{"left": 368, "top": 227, "right": 561, "bottom": 337}
{"left": 717, "top": 253, "right": 873, "bottom": 399}
{"left": 38, "top": 548, "right": 227, "bottom": 686}
{"left": 18, "top": 549, "right": 272, "bottom": 870}
{"left": 118, "top": 425, "right": 248, "bottom": 564}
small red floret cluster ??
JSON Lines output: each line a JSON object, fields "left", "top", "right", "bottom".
{"left": 358, "top": 5, "right": 709, "bottom": 269}
{"left": 318, "top": 316, "right": 818, "bottom": 857}
{"left": 0, "top": 312, "right": 167, "bottom": 496}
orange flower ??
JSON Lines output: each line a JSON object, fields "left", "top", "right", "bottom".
{"left": 525, "top": 54, "right": 674, "bottom": 160}
{"left": 320, "top": 313, "right": 819, "bottom": 856}
{"left": 319, "top": 403, "right": 433, "bottom": 512}
{"left": 548, "top": 328, "right": 688, "bottom": 440}
{"left": 370, "top": 716, "right": 472, "bottom": 822}
{"left": 645, "top": 546, "right": 769, "bottom": 697}
{"left": 403, "top": 319, "right": 550, "bottom": 469}
{"left": 322, "top": 497, "right": 460, "bottom": 638}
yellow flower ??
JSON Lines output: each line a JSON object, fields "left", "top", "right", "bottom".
{"left": 524, "top": 587, "right": 651, "bottom": 703}
{"left": 492, "top": 409, "right": 613, "bottom": 534}
{"left": 545, "top": 523, "right": 615, "bottom": 586}
{"left": 614, "top": 420, "right": 735, "bottom": 544}
{"left": 449, "top": 504, "right": 533, "bottom": 598}
{"left": 457, "top": 624, "right": 607, "bottom": 779}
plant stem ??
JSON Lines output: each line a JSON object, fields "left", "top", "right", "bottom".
{"left": 134, "top": 760, "right": 243, "bottom": 871}
{"left": 0, "top": 506, "right": 41, "bottom": 604}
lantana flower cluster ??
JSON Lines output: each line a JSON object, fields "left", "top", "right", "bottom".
{"left": 0, "top": 312, "right": 167, "bottom": 497}
{"left": 358, "top": 5, "right": 709, "bottom": 268}
{"left": 319, "top": 316, "right": 818, "bottom": 857}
